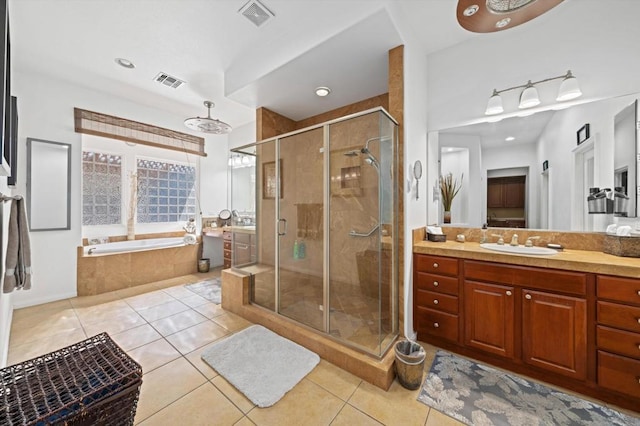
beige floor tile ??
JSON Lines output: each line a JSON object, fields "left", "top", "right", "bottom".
{"left": 162, "top": 285, "right": 197, "bottom": 300}
{"left": 330, "top": 404, "right": 383, "bottom": 425}
{"left": 10, "top": 311, "right": 82, "bottom": 346}
{"left": 212, "top": 312, "right": 253, "bottom": 332}
{"left": 7, "top": 328, "right": 87, "bottom": 365}
{"left": 234, "top": 417, "right": 256, "bottom": 426}
{"left": 136, "top": 300, "right": 190, "bottom": 322}
{"left": 74, "top": 302, "right": 135, "bottom": 325}
{"left": 425, "top": 409, "right": 465, "bottom": 426}
{"left": 149, "top": 309, "right": 208, "bottom": 336}
{"left": 12, "top": 299, "right": 73, "bottom": 321}
{"left": 82, "top": 310, "right": 147, "bottom": 337}
{"left": 134, "top": 357, "right": 207, "bottom": 423}
{"left": 138, "top": 382, "right": 244, "bottom": 426}
{"left": 247, "top": 379, "right": 344, "bottom": 426}
{"left": 125, "top": 290, "right": 176, "bottom": 311}
{"left": 212, "top": 375, "right": 255, "bottom": 414}
{"left": 126, "top": 338, "right": 181, "bottom": 374}
{"left": 111, "top": 324, "right": 162, "bottom": 351}
{"left": 192, "top": 301, "right": 225, "bottom": 319}
{"left": 348, "top": 379, "right": 430, "bottom": 426}
{"left": 180, "top": 294, "right": 211, "bottom": 308}
{"left": 306, "top": 360, "right": 362, "bottom": 401}
{"left": 184, "top": 341, "right": 220, "bottom": 379}
{"left": 69, "top": 291, "right": 122, "bottom": 309}
{"left": 165, "top": 321, "right": 229, "bottom": 355}
{"left": 116, "top": 283, "right": 161, "bottom": 299}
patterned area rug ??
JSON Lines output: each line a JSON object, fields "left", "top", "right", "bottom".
{"left": 201, "top": 325, "right": 319, "bottom": 408}
{"left": 417, "top": 350, "right": 640, "bottom": 426}
{"left": 185, "top": 278, "right": 221, "bottom": 304}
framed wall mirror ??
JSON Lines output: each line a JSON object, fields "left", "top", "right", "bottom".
{"left": 27, "top": 138, "right": 71, "bottom": 231}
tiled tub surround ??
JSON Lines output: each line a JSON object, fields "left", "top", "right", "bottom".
{"left": 77, "top": 233, "right": 201, "bottom": 296}
{"left": 412, "top": 226, "right": 640, "bottom": 413}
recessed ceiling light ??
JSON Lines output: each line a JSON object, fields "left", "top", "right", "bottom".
{"left": 463, "top": 5, "right": 479, "bottom": 16}
{"left": 495, "top": 18, "right": 511, "bottom": 28}
{"left": 315, "top": 86, "right": 331, "bottom": 97}
{"left": 115, "top": 58, "right": 135, "bottom": 69}
{"left": 505, "top": 136, "right": 515, "bottom": 141}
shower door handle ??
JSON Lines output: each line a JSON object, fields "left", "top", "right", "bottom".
{"left": 278, "top": 218, "right": 287, "bottom": 236}
{"left": 349, "top": 224, "right": 380, "bottom": 237}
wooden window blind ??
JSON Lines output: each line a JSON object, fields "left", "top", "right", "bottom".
{"left": 74, "top": 108, "right": 206, "bottom": 156}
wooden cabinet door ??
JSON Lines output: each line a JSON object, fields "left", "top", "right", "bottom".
{"left": 504, "top": 177, "right": 525, "bottom": 208}
{"left": 464, "top": 281, "right": 515, "bottom": 358}
{"left": 487, "top": 180, "right": 503, "bottom": 208}
{"left": 522, "top": 290, "right": 587, "bottom": 380}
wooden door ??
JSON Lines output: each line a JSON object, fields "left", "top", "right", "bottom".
{"left": 504, "top": 176, "right": 525, "bottom": 208}
{"left": 464, "top": 281, "right": 515, "bottom": 358}
{"left": 522, "top": 290, "right": 587, "bottom": 380}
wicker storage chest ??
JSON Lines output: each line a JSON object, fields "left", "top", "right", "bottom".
{"left": 0, "top": 332, "right": 142, "bottom": 425}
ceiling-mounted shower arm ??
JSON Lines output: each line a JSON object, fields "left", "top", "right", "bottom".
{"left": 349, "top": 223, "right": 380, "bottom": 237}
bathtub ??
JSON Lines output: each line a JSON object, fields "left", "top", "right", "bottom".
{"left": 84, "top": 237, "right": 186, "bottom": 255}
{"left": 78, "top": 236, "right": 201, "bottom": 296}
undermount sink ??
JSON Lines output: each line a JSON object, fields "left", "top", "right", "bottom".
{"left": 480, "top": 243, "right": 558, "bottom": 256}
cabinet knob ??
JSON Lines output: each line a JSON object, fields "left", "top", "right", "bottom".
{"left": 637, "top": 290, "right": 640, "bottom": 297}
{"left": 433, "top": 262, "right": 439, "bottom": 268}
{"left": 525, "top": 294, "right": 532, "bottom": 300}
{"left": 433, "top": 281, "right": 439, "bottom": 287}
{"left": 506, "top": 291, "right": 512, "bottom": 296}
{"left": 433, "top": 299, "right": 439, "bottom": 305}
{"left": 433, "top": 322, "right": 440, "bottom": 328}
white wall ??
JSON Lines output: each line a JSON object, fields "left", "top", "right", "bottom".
{"left": 440, "top": 149, "right": 469, "bottom": 225}
{"left": 10, "top": 69, "right": 229, "bottom": 309}
{"left": 0, "top": 180, "right": 14, "bottom": 366}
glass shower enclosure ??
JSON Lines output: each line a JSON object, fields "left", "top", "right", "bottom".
{"left": 229, "top": 107, "right": 398, "bottom": 357}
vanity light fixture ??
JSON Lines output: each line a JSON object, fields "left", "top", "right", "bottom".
{"left": 484, "top": 70, "right": 582, "bottom": 115}
{"left": 315, "top": 86, "right": 331, "bottom": 97}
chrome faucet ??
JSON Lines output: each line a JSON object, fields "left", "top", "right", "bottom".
{"left": 492, "top": 234, "right": 504, "bottom": 245}
{"left": 509, "top": 234, "right": 519, "bottom": 246}
{"left": 525, "top": 236, "right": 540, "bottom": 247}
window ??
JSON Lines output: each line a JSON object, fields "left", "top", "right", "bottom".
{"left": 136, "top": 158, "right": 196, "bottom": 223}
{"left": 82, "top": 151, "right": 122, "bottom": 225}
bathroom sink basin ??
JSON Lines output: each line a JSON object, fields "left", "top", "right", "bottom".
{"left": 480, "top": 243, "right": 558, "bottom": 256}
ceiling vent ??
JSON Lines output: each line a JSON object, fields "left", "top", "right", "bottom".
{"left": 153, "top": 72, "right": 186, "bottom": 89}
{"left": 239, "top": 0, "right": 275, "bottom": 27}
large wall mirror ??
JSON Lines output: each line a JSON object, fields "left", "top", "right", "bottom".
{"left": 27, "top": 138, "right": 71, "bottom": 231}
{"left": 430, "top": 92, "right": 640, "bottom": 232}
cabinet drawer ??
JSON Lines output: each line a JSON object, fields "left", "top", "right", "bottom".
{"left": 415, "top": 272, "right": 458, "bottom": 296}
{"left": 597, "top": 275, "right": 640, "bottom": 306}
{"left": 597, "top": 325, "right": 640, "bottom": 360}
{"left": 597, "top": 351, "right": 640, "bottom": 399}
{"left": 415, "top": 306, "right": 458, "bottom": 342}
{"left": 415, "top": 255, "right": 458, "bottom": 276}
{"left": 223, "top": 241, "right": 232, "bottom": 250}
{"left": 416, "top": 290, "right": 458, "bottom": 314}
{"left": 223, "top": 232, "right": 232, "bottom": 241}
{"left": 597, "top": 301, "right": 640, "bottom": 333}
{"left": 223, "top": 259, "right": 231, "bottom": 269}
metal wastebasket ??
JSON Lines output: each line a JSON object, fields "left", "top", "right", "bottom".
{"left": 198, "top": 258, "right": 210, "bottom": 273}
{"left": 394, "top": 340, "right": 425, "bottom": 390}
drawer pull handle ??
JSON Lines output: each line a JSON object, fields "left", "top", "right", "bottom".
{"left": 433, "top": 263, "right": 439, "bottom": 268}
{"left": 433, "top": 281, "right": 439, "bottom": 287}
{"left": 433, "top": 299, "right": 439, "bottom": 305}
{"left": 525, "top": 294, "right": 532, "bottom": 300}
{"left": 506, "top": 291, "right": 512, "bottom": 296}
{"left": 433, "top": 322, "right": 439, "bottom": 328}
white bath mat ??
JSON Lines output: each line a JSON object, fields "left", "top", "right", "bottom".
{"left": 201, "top": 325, "right": 320, "bottom": 408}
{"left": 185, "top": 278, "right": 221, "bottom": 304}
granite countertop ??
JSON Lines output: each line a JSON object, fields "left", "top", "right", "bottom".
{"left": 414, "top": 240, "right": 640, "bottom": 278}
{"left": 221, "top": 225, "right": 256, "bottom": 234}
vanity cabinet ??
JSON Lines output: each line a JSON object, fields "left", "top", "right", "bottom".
{"left": 223, "top": 231, "right": 232, "bottom": 269}
{"left": 414, "top": 255, "right": 460, "bottom": 343}
{"left": 596, "top": 275, "right": 640, "bottom": 398}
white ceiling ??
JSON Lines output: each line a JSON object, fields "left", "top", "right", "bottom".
{"left": 8, "top": 0, "right": 474, "bottom": 130}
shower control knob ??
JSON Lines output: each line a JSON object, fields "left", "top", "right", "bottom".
{"left": 433, "top": 263, "right": 439, "bottom": 268}
{"left": 433, "top": 281, "right": 439, "bottom": 287}
{"left": 433, "top": 322, "right": 439, "bottom": 328}
{"left": 525, "top": 294, "right": 532, "bottom": 300}
{"left": 433, "top": 299, "right": 439, "bottom": 305}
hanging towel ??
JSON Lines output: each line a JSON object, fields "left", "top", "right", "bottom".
{"left": 3, "top": 198, "right": 32, "bottom": 293}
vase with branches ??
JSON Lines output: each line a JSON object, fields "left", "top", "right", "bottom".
{"left": 440, "top": 172, "right": 463, "bottom": 223}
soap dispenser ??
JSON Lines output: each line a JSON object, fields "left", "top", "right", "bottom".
{"left": 480, "top": 223, "right": 488, "bottom": 243}
{"left": 293, "top": 240, "right": 299, "bottom": 259}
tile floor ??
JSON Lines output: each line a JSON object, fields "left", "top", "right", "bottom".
{"left": 6, "top": 269, "right": 460, "bottom": 426}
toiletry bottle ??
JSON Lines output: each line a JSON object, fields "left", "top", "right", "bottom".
{"left": 480, "top": 223, "right": 488, "bottom": 243}
{"left": 298, "top": 240, "right": 306, "bottom": 259}
{"left": 293, "top": 239, "right": 299, "bottom": 259}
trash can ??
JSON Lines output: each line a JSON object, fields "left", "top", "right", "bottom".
{"left": 198, "top": 258, "right": 210, "bottom": 273}
{"left": 394, "top": 340, "right": 426, "bottom": 390}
